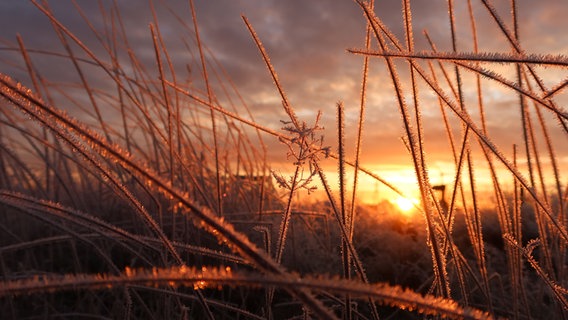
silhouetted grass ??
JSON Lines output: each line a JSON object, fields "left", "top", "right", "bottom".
{"left": 0, "top": 0, "right": 566, "bottom": 319}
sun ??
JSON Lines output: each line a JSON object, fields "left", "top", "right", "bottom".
{"left": 394, "top": 196, "right": 417, "bottom": 213}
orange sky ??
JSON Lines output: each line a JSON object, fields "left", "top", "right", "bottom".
{"left": 1, "top": 0, "right": 566, "bottom": 206}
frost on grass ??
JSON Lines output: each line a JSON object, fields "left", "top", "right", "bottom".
{"left": 0, "top": 266, "right": 493, "bottom": 320}
{"left": 505, "top": 235, "right": 568, "bottom": 311}
{"left": 272, "top": 112, "right": 330, "bottom": 194}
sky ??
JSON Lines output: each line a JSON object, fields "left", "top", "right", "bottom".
{"left": 1, "top": 0, "right": 567, "bottom": 205}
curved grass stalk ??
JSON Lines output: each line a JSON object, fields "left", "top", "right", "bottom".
{"left": 0, "top": 194, "right": 130, "bottom": 274}
{"left": 356, "top": 0, "right": 568, "bottom": 246}
{"left": 0, "top": 190, "right": 245, "bottom": 265}
{"left": 0, "top": 74, "right": 338, "bottom": 320}
{"left": 0, "top": 232, "right": 246, "bottom": 267}
{"left": 0, "top": 188, "right": 137, "bottom": 318}
{"left": 0, "top": 140, "right": 46, "bottom": 197}
{"left": 505, "top": 235, "right": 568, "bottom": 312}
{"left": 0, "top": 265, "right": 493, "bottom": 320}
{"left": 0, "top": 191, "right": 159, "bottom": 259}
{"left": 1, "top": 78, "right": 184, "bottom": 265}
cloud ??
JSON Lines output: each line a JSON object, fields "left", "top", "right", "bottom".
{"left": 1, "top": 0, "right": 566, "bottom": 194}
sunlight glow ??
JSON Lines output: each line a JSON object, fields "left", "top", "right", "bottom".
{"left": 394, "top": 196, "right": 418, "bottom": 213}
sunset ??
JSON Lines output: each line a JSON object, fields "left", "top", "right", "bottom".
{"left": 393, "top": 196, "right": 418, "bottom": 213}
{"left": 0, "top": 0, "right": 567, "bottom": 319}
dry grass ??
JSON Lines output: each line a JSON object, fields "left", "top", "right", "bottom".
{"left": 0, "top": 0, "right": 566, "bottom": 319}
